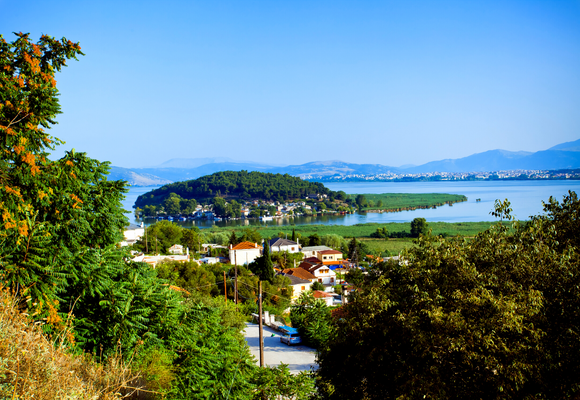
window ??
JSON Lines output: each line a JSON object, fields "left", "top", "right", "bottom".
{"left": 301, "top": 286, "right": 305, "bottom": 290}
{"left": 330, "top": 278, "right": 334, "bottom": 283}
{"left": 291, "top": 247, "right": 295, "bottom": 251}
{"left": 318, "top": 279, "right": 322, "bottom": 283}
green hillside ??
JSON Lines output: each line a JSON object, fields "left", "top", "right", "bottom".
{"left": 135, "top": 170, "right": 338, "bottom": 208}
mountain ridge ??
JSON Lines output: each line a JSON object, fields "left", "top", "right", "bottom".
{"left": 108, "top": 139, "right": 580, "bottom": 185}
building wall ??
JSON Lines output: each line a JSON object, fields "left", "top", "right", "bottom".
{"left": 229, "top": 248, "right": 262, "bottom": 266}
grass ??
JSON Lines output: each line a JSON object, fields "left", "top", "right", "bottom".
{"left": 202, "top": 221, "right": 508, "bottom": 240}
{"left": 0, "top": 287, "right": 145, "bottom": 400}
{"left": 350, "top": 193, "right": 468, "bottom": 210}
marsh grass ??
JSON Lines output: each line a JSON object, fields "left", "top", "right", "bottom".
{"left": 202, "top": 221, "right": 508, "bottom": 241}
{"left": 0, "top": 287, "right": 146, "bottom": 400}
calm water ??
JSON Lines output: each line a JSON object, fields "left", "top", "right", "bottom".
{"left": 122, "top": 181, "right": 580, "bottom": 229}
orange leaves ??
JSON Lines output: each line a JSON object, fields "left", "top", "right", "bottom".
{"left": 18, "top": 221, "right": 29, "bottom": 237}
{"left": 4, "top": 186, "right": 23, "bottom": 200}
{"left": 13, "top": 145, "right": 24, "bottom": 155}
{"left": 70, "top": 194, "right": 83, "bottom": 209}
{"left": 32, "top": 43, "right": 41, "bottom": 57}
{"left": 0, "top": 125, "right": 16, "bottom": 136}
{"left": 22, "top": 152, "right": 35, "bottom": 165}
{"left": 1, "top": 208, "right": 17, "bottom": 230}
{"left": 65, "top": 160, "right": 74, "bottom": 167}
{"left": 22, "top": 52, "right": 41, "bottom": 74}
{"left": 38, "top": 191, "right": 48, "bottom": 200}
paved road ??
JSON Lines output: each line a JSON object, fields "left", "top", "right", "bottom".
{"left": 244, "top": 322, "right": 317, "bottom": 374}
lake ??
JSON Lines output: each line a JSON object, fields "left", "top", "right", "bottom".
{"left": 121, "top": 180, "right": 580, "bottom": 228}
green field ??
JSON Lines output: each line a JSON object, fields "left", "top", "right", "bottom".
{"left": 350, "top": 193, "right": 468, "bottom": 211}
{"left": 202, "top": 221, "right": 507, "bottom": 240}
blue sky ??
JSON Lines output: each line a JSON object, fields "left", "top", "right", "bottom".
{"left": 2, "top": 0, "right": 579, "bottom": 168}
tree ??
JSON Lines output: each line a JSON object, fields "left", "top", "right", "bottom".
{"left": 249, "top": 241, "right": 274, "bottom": 283}
{"left": 290, "top": 291, "right": 333, "bottom": 349}
{"left": 181, "top": 227, "right": 202, "bottom": 253}
{"left": 307, "top": 233, "right": 321, "bottom": 247}
{"left": 139, "top": 220, "right": 183, "bottom": 253}
{"left": 0, "top": 33, "right": 131, "bottom": 318}
{"left": 311, "top": 281, "right": 325, "bottom": 291}
{"left": 348, "top": 237, "right": 359, "bottom": 265}
{"left": 291, "top": 228, "right": 296, "bottom": 242}
{"left": 163, "top": 193, "right": 182, "bottom": 215}
{"left": 355, "top": 194, "right": 368, "bottom": 208}
{"left": 316, "top": 193, "right": 580, "bottom": 399}
{"left": 410, "top": 217, "right": 428, "bottom": 237}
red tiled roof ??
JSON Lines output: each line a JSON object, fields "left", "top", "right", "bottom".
{"left": 319, "top": 249, "right": 342, "bottom": 255}
{"left": 298, "top": 261, "right": 321, "bottom": 273}
{"left": 304, "top": 257, "right": 320, "bottom": 263}
{"left": 231, "top": 241, "right": 263, "bottom": 250}
{"left": 282, "top": 268, "right": 316, "bottom": 281}
{"left": 313, "top": 290, "right": 334, "bottom": 298}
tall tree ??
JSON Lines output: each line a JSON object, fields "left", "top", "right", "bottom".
{"left": 316, "top": 193, "right": 580, "bottom": 399}
{"left": 0, "top": 33, "right": 129, "bottom": 317}
{"left": 410, "top": 217, "right": 428, "bottom": 237}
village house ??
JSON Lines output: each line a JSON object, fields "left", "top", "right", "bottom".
{"left": 121, "top": 223, "right": 145, "bottom": 247}
{"left": 317, "top": 249, "right": 343, "bottom": 265}
{"left": 298, "top": 261, "right": 337, "bottom": 287}
{"left": 132, "top": 254, "right": 191, "bottom": 268}
{"left": 313, "top": 290, "right": 334, "bottom": 306}
{"left": 301, "top": 245, "right": 333, "bottom": 259}
{"left": 168, "top": 244, "right": 184, "bottom": 255}
{"left": 280, "top": 273, "right": 312, "bottom": 302}
{"left": 269, "top": 238, "right": 301, "bottom": 253}
{"left": 282, "top": 267, "right": 317, "bottom": 283}
{"left": 229, "top": 241, "right": 263, "bottom": 266}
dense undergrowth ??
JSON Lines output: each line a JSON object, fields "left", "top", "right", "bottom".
{"left": 0, "top": 287, "right": 137, "bottom": 399}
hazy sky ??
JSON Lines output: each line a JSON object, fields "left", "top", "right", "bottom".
{"left": 2, "top": 0, "right": 579, "bottom": 168}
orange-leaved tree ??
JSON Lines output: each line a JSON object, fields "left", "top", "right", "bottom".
{"left": 0, "top": 32, "right": 127, "bottom": 323}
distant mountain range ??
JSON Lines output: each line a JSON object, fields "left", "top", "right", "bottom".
{"left": 109, "top": 139, "right": 580, "bottom": 186}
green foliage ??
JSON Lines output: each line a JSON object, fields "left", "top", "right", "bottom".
{"left": 136, "top": 220, "right": 182, "bottom": 254}
{"left": 253, "top": 364, "right": 316, "bottom": 399}
{"left": 135, "top": 170, "right": 336, "bottom": 207}
{"left": 316, "top": 191, "right": 580, "bottom": 399}
{"left": 249, "top": 241, "right": 274, "bottom": 283}
{"left": 156, "top": 260, "right": 217, "bottom": 296}
{"left": 290, "top": 291, "right": 333, "bottom": 349}
{"left": 350, "top": 192, "right": 468, "bottom": 210}
{"left": 311, "top": 281, "right": 325, "bottom": 291}
{"left": 410, "top": 217, "right": 428, "bottom": 237}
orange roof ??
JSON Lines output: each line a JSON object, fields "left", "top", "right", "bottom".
{"left": 313, "top": 290, "right": 334, "bottom": 298}
{"left": 231, "top": 241, "right": 263, "bottom": 250}
{"left": 298, "top": 261, "right": 320, "bottom": 273}
{"left": 282, "top": 268, "right": 316, "bottom": 281}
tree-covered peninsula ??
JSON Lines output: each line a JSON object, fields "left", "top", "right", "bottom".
{"left": 135, "top": 170, "right": 338, "bottom": 208}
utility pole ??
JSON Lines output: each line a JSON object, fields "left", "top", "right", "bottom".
{"left": 223, "top": 271, "right": 227, "bottom": 304}
{"left": 258, "top": 280, "right": 264, "bottom": 367}
{"left": 234, "top": 265, "right": 238, "bottom": 306}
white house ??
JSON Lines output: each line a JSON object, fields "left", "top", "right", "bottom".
{"left": 132, "top": 254, "right": 191, "bottom": 268}
{"left": 268, "top": 238, "right": 301, "bottom": 254}
{"left": 168, "top": 244, "right": 184, "bottom": 255}
{"left": 121, "top": 223, "right": 145, "bottom": 247}
{"left": 301, "top": 245, "right": 333, "bottom": 259}
{"left": 298, "top": 261, "right": 337, "bottom": 286}
{"left": 229, "top": 241, "right": 263, "bottom": 266}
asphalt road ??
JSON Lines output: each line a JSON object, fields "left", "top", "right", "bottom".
{"left": 243, "top": 322, "right": 317, "bottom": 374}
